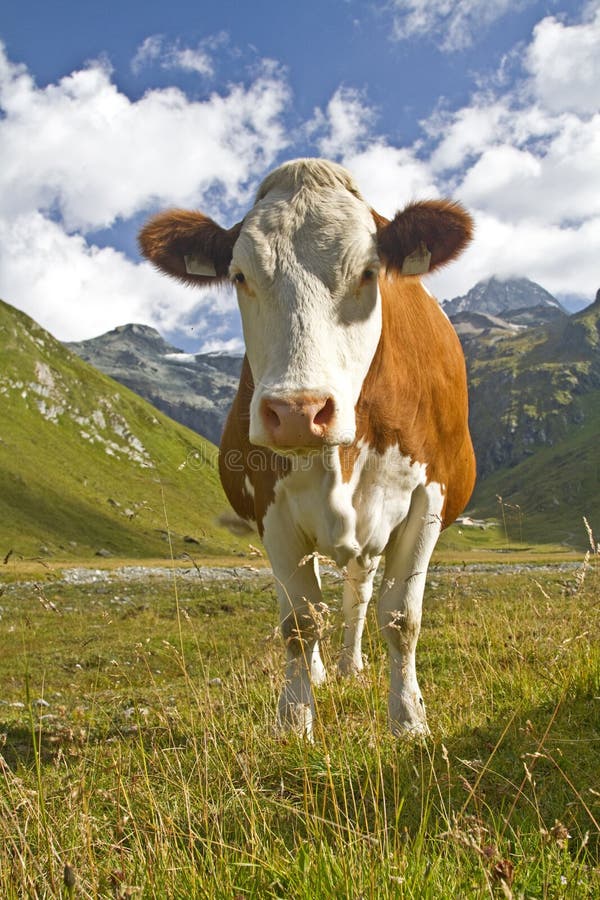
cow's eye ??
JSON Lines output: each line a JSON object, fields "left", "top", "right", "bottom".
{"left": 361, "top": 268, "right": 375, "bottom": 283}
{"left": 233, "top": 272, "right": 246, "bottom": 285}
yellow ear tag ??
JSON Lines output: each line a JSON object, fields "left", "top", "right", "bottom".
{"left": 401, "top": 242, "right": 431, "bottom": 276}
{"left": 184, "top": 255, "right": 217, "bottom": 277}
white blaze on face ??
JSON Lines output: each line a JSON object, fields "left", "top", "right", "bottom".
{"left": 230, "top": 160, "right": 382, "bottom": 450}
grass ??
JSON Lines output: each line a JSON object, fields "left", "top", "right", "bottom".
{"left": 0, "top": 299, "right": 244, "bottom": 560}
{"left": 1, "top": 550, "right": 598, "bottom": 897}
{"left": 470, "top": 392, "right": 600, "bottom": 547}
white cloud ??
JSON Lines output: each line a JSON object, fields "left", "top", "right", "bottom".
{"left": 0, "top": 42, "right": 290, "bottom": 341}
{"left": 314, "top": 87, "right": 376, "bottom": 159}
{"left": 342, "top": 144, "right": 439, "bottom": 216}
{"left": 525, "top": 5, "right": 600, "bottom": 114}
{"left": 457, "top": 113, "right": 600, "bottom": 226}
{"left": 199, "top": 335, "right": 245, "bottom": 354}
{"left": 131, "top": 36, "right": 163, "bottom": 73}
{"left": 340, "top": 7, "right": 600, "bottom": 305}
{"left": 0, "top": 46, "right": 289, "bottom": 232}
{"left": 388, "top": 0, "right": 531, "bottom": 52}
{"left": 427, "top": 211, "right": 600, "bottom": 302}
{"left": 0, "top": 210, "right": 238, "bottom": 341}
{"left": 427, "top": 102, "right": 508, "bottom": 172}
{"left": 131, "top": 34, "right": 214, "bottom": 76}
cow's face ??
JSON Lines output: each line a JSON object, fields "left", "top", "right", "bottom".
{"left": 230, "top": 182, "right": 382, "bottom": 450}
{"left": 139, "top": 158, "right": 473, "bottom": 453}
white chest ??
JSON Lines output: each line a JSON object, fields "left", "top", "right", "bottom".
{"left": 265, "top": 444, "right": 432, "bottom": 566}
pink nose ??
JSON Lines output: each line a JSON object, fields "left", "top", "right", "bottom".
{"left": 260, "top": 395, "right": 336, "bottom": 448}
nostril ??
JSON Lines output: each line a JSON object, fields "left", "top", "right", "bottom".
{"left": 314, "top": 397, "right": 335, "bottom": 428}
{"left": 263, "top": 403, "right": 281, "bottom": 431}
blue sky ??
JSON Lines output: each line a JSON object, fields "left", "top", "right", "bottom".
{"left": 1, "top": 0, "right": 598, "bottom": 351}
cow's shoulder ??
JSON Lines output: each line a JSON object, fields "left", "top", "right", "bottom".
{"left": 354, "top": 276, "right": 475, "bottom": 525}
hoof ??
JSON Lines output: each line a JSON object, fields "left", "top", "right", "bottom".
{"left": 277, "top": 700, "right": 314, "bottom": 740}
{"left": 390, "top": 718, "right": 430, "bottom": 740}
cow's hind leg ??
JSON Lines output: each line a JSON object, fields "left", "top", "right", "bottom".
{"left": 378, "top": 484, "right": 443, "bottom": 737}
{"left": 338, "top": 556, "right": 380, "bottom": 676}
{"left": 264, "top": 516, "right": 324, "bottom": 739}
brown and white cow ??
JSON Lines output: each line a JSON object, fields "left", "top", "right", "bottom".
{"left": 139, "top": 158, "right": 476, "bottom": 738}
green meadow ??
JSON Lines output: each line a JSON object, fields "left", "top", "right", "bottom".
{"left": 0, "top": 548, "right": 598, "bottom": 898}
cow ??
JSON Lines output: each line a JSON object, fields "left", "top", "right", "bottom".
{"left": 139, "top": 158, "right": 476, "bottom": 739}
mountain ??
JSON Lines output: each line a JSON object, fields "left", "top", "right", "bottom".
{"left": 61, "top": 279, "right": 600, "bottom": 547}
{"left": 66, "top": 279, "right": 566, "bottom": 450}
{"left": 0, "top": 300, "right": 244, "bottom": 560}
{"left": 443, "top": 276, "right": 566, "bottom": 325}
{"left": 67, "top": 324, "right": 243, "bottom": 446}
{"left": 465, "top": 291, "right": 600, "bottom": 543}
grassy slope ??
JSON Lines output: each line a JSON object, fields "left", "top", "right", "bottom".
{"left": 0, "top": 299, "right": 243, "bottom": 560}
{"left": 467, "top": 301, "right": 600, "bottom": 546}
{"left": 470, "top": 393, "right": 600, "bottom": 546}
{"left": 0, "top": 562, "right": 598, "bottom": 897}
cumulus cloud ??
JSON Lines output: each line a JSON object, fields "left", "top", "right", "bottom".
{"left": 0, "top": 46, "right": 289, "bottom": 232}
{"left": 342, "top": 7, "right": 600, "bottom": 304}
{"left": 341, "top": 144, "right": 439, "bottom": 216}
{"left": 388, "top": 0, "right": 532, "bottom": 52}
{"left": 457, "top": 113, "right": 600, "bottom": 226}
{"left": 0, "top": 42, "right": 289, "bottom": 340}
{"left": 525, "top": 4, "right": 600, "bottom": 114}
{"left": 0, "top": 210, "right": 238, "bottom": 341}
{"left": 198, "top": 335, "right": 245, "bottom": 354}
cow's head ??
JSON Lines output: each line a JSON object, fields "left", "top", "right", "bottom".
{"left": 139, "top": 159, "right": 472, "bottom": 453}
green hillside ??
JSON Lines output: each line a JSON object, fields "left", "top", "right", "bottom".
{"left": 0, "top": 299, "right": 243, "bottom": 560}
{"left": 467, "top": 298, "right": 600, "bottom": 545}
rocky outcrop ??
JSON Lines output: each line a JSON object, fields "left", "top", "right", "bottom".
{"left": 67, "top": 324, "right": 243, "bottom": 445}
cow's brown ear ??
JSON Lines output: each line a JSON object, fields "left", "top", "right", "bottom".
{"left": 374, "top": 200, "right": 473, "bottom": 276}
{"left": 138, "top": 210, "right": 242, "bottom": 286}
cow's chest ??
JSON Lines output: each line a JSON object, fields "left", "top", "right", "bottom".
{"left": 262, "top": 443, "right": 430, "bottom": 567}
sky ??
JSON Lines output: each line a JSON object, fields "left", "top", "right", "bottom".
{"left": 1, "top": 0, "right": 599, "bottom": 352}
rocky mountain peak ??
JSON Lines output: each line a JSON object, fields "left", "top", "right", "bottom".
{"left": 443, "top": 276, "right": 565, "bottom": 320}
{"left": 67, "top": 324, "right": 243, "bottom": 446}
{"left": 72, "top": 322, "right": 183, "bottom": 356}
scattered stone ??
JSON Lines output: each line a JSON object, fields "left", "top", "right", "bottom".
{"left": 183, "top": 535, "right": 200, "bottom": 544}
{"left": 95, "top": 548, "right": 112, "bottom": 558}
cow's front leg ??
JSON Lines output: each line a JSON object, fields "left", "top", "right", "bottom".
{"left": 263, "top": 515, "right": 324, "bottom": 739}
{"left": 378, "top": 485, "right": 442, "bottom": 737}
{"left": 338, "top": 556, "right": 381, "bottom": 676}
